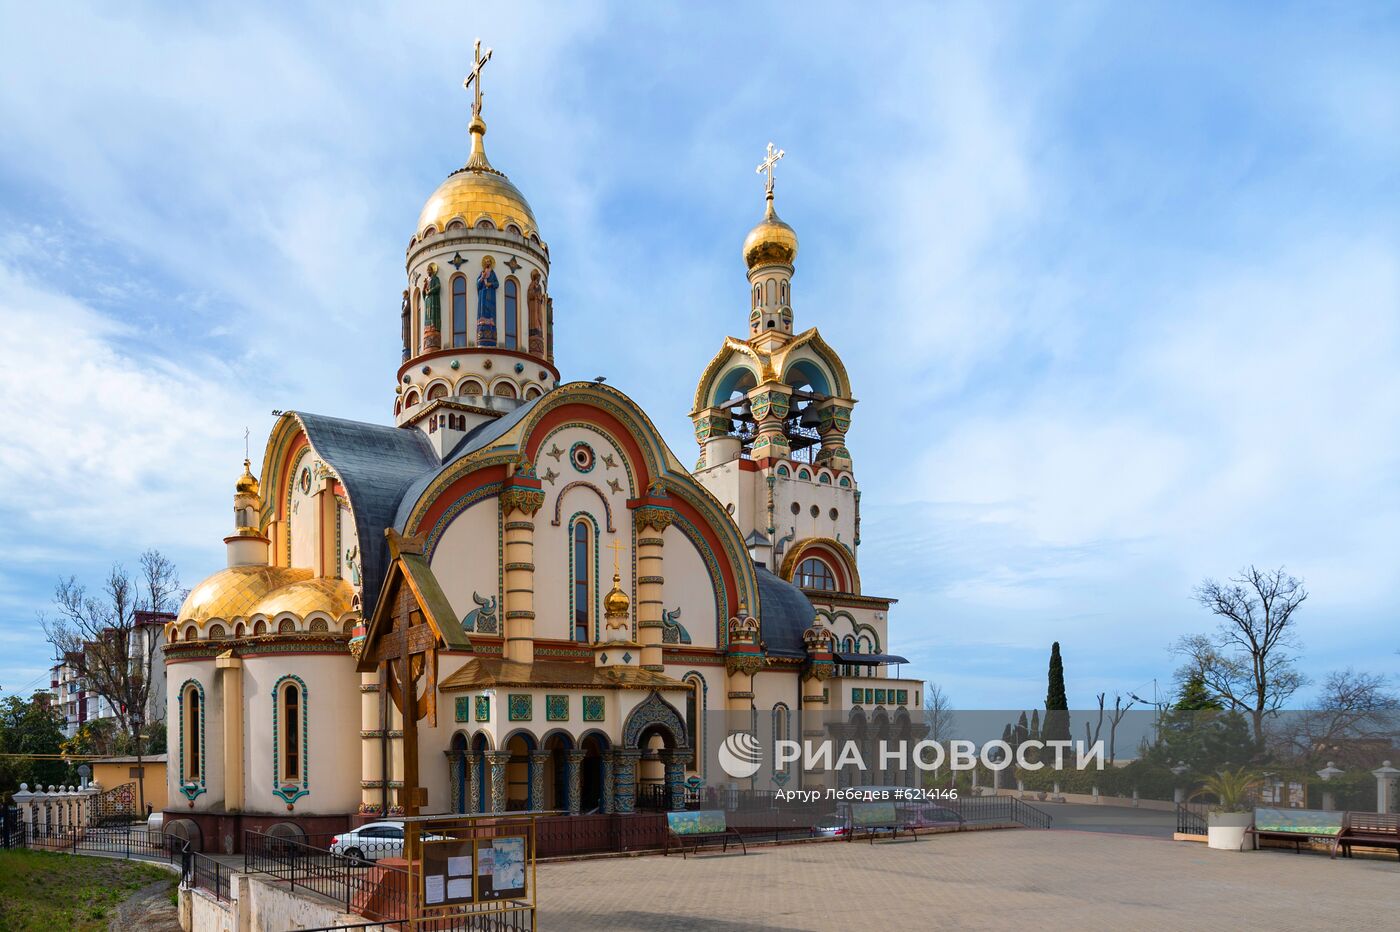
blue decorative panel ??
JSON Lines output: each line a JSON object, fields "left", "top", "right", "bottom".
{"left": 546, "top": 694, "right": 569, "bottom": 721}
{"left": 582, "top": 695, "right": 605, "bottom": 722}
{"left": 851, "top": 688, "right": 862, "bottom": 705}
{"left": 896, "top": 690, "right": 908, "bottom": 706}
{"left": 475, "top": 695, "right": 491, "bottom": 722}
{"left": 455, "top": 696, "right": 470, "bottom": 722}
{"left": 875, "top": 689, "right": 887, "bottom": 705}
{"left": 508, "top": 694, "right": 532, "bottom": 721}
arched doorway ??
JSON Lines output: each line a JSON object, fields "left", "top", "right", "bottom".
{"left": 578, "top": 731, "right": 610, "bottom": 813}
{"left": 449, "top": 732, "right": 469, "bottom": 813}
{"left": 621, "top": 691, "right": 690, "bottom": 811}
{"left": 503, "top": 731, "right": 536, "bottom": 811}
{"left": 541, "top": 731, "right": 574, "bottom": 812}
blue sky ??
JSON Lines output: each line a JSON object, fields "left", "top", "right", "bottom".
{"left": 1, "top": 2, "right": 1397, "bottom": 709}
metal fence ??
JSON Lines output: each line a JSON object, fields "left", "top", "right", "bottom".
{"left": 1176, "top": 801, "right": 1209, "bottom": 836}
{"left": 948, "top": 795, "right": 1053, "bottom": 829}
{"left": 244, "top": 829, "right": 411, "bottom": 920}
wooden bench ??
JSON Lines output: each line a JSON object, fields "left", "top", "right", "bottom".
{"left": 1245, "top": 807, "right": 1342, "bottom": 853}
{"left": 1332, "top": 812, "right": 1400, "bottom": 860}
{"left": 663, "top": 810, "right": 747, "bottom": 859}
{"left": 846, "top": 801, "right": 917, "bottom": 845}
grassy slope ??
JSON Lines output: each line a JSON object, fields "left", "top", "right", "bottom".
{"left": 0, "top": 849, "right": 174, "bottom": 932}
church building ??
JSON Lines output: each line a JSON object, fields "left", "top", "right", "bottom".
{"left": 161, "top": 46, "right": 921, "bottom": 853}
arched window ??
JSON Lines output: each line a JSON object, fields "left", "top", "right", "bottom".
{"left": 451, "top": 275, "right": 468, "bottom": 347}
{"left": 412, "top": 289, "right": 421, "bottom": 356}
{"left": 842, "top": 636, "right": 856, "bottom": 677}
{"left": 775, "top": 464, "right": 790, "bottom": 478}
{"left": 460, "top": 379, "right": 484, "bottom": 396}
{"left": 182, "top": 681, "right": 203, "bottom": 782}
{"left": 766, "top": 279, "right": 776, "bottom": 304}
{"left": 571, "top": 518, "right": 594, "bottom": 642}
{"left": 494, "top": 382, "right": 517, "bottom": 399}
{"left": 819, "top": 473, "right": 832, "bottom": 485}
{"left": 796, "top": 557, "right": 836, "bottom": 591}
{"left": 504, "top": 278, "right": 519, "bottom": 349}
{"left": 281, "top": 681, "right": 302, "bottom": 782}
{"left": 427, "top": 383, "right": 448, "bottom": 401}
{"left": 684, "top": 673, "right": 705, "bottom": 770}
{"left": 780, "top": 281, "right": 788, "bottom": 304}
{"left": 797, "top": 468, "right": 811, "bottom": 481}
{"left": 185, "top": 625, "right": 197, "bottom": 641}
{"left": 839, "top": 476, "right": 851, "bottom": 488}
{"left": 253, "top": 619, "right": 267, "bottom": 636}
{"left": 405, "top": 390, "right": 420, "bottom": 408}
{"left": 772, "top": 703, "right": 790, "bottom": 745}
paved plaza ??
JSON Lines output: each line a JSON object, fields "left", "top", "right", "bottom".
{"left": 535, "top": 827, "right": 1399, "bottom": 930}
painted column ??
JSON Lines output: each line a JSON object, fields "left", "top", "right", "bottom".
{"left": 612, "top": 749, "right": 641, "bottom": 815}
{"left": 814, "top": 399, "right": 854, "bottom": 471}
{"left": 565, "top": 750, "right": 587, "bottom": 815}
{"left": 357, "top": 675, "right": 383, "bottom": 817}
{"left": 215, "top": 652, "right": 243, "bottom": 812}
{"left": 500, "top": 475, "right": 545, "bottom": 665}
{"left": 466, "top": 752, "right": 481, "bottom": 814}
{"left": 661, "top": 750, "right": 688, "bottom": 811}
{"left": 528, "top": 750, "right": 551, "bottom": 812}
{"left": 601, "top": 752, "right": 615, "bottom": 814}
{"left": 725, "top": 617, "right": 764, "bottom": 712}
{"left": 746, "top": 383, "right": 792, "bottom": 464}
{"left": 633, "top": 504, "right": 673, "bottom": 672}
{"left": 485, "top": 750, "right": 512, "bottom": 814}
{"left": 445, "top": 750, "right": 464, "bottom": 813}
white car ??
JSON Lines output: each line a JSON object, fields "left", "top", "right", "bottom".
{"left": 329, "top": 821, "right": 406, "bottom": 862}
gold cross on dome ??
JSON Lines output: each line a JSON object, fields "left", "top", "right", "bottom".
{"left": 756, "top": 141, "right": 785, "bottom": 195}
{"left": 463, "top": 38, "right": 494, "bottom": 117}
{"left": 607, "top": 538, "right": 626, "bottom": 573}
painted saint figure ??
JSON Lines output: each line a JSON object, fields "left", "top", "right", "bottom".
{"left": 400, "top": 289, "right": 411, "bottom": 360}
{"left": 527, "top": 269, "right": 546, "bottom": 356}
{"left": 476, "top": 255, "right": 499, "bottom": 346}
{"left": 422, "top": 263, "right": 442, "bottom": 351}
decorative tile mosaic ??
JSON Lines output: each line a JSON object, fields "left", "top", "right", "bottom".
{"left": 875, "top": 689, "right": 887, "bottom": 705}
{"left": 582, "top": 695, "right": 605, "bottom": 722}
{"left": 546, "top": 694, "right": 569, "bottom": 721}
{"left": 896, "top": 690, "right": 908, "bottom": 706}
{"left": 455, "top": 696, "right": 470, "bottom": 722}
{"left": 851, "top": 687, "right": 863, "bottom": 704}
{"left": 475, "top": 695, "right": 490, "bottom": 722}
{"left": 508, "top": 693, "right": 532, "bottom": 721}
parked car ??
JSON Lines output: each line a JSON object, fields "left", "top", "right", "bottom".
{"left": 329, "top": 821, "right": 407, "bottom": 862}
{"left": 812, "top": 787, "right": 965, "bottom": 836}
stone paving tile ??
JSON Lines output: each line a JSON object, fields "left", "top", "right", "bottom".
{"left": 535, "top": 830, "right": 1399, "bottom": 930}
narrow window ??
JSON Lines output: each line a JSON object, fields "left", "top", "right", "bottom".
{"left": 766, "top": 279, "right": 776, "bottom": 304}
{"left": 573, "top": 520, "right": 590, "bottom": 642}
{"left": 283, "top": 683, "right": 300, "bottom": 781}
{"left": 186, "top": 685, "right": 201, "bottom": 779}
{"left": 452, "top": 275, "right": 468, "bottom": 347}
{"left": 685, "top": 675, "right": 703, "bottom": 769}
{"left": 504, "top": 279, "right": 519, "bottom": 349}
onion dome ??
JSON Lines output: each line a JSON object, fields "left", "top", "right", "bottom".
{"left": 178, "top": 566, "right": 311, "bottom": 624}
{"left": 743, "top": 193, "right": 798, "bottom": 269}
{"left": 603, "top": 571, "right": 631, "bottom": 618}
{"left": 235, "top": 458, "right": 260, "bottom": 496}
{"left": 416, "top": 114, "right": 538, "bottom": 238}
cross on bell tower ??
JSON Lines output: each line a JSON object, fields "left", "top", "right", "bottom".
{"left": 463, "top": 38, "right": 493, "bottom": 118}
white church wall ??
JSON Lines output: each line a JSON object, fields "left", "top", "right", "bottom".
{"left": 287, "top": 448, "right": 319, "bottom": 570}
{"left": 533, "top": 425, "right": 635, "bottom": 643}
{"left": 660, "top": 524, "right": 719, "bottom": 649}
{"left": 770, "top": 476, "right": 857, "bottom": 567}
{"left": 430, "top": 498, "right": 500, "bottom": 628}
{"left": 241, "top": 654, "right": 360, "bottom": 816}
{"left": 166, "top": 660, "right": 223, "bottom": 813}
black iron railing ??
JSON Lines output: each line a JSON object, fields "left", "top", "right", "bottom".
{"left": 1176, "top": 801, "right": 1208, "bottom": 835}
{"left": 948, "top": 795, "right": 1053, "bottom": 829}
{"left": 244, "top": 829, "right": 410, "bottom": 920}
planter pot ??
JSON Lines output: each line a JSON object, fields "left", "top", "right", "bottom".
{"left": 1206, "top": 811, "right": 1253, "bottom": 850}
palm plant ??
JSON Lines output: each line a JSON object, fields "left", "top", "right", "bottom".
{"left": 1191, "top": 766, "right": 1263, "bottom": 812}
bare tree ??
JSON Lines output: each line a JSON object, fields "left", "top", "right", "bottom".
{"left": 41, "top": 550, "right": 181, "bottom": 814}
{"left": 1175, "top": 565, "right": 1307, "bottom": 739}
{"left": 1274, "top": 669, "right": 1399, "bottom": 765}
{"left": 923, "top": 682, "right": 955, "bottom": 780}
{"left": 1105, "top": 693, "right": 1135, "bottom": 763}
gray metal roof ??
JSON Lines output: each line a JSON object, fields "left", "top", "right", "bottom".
{"left": 754, "top": 564, "right": 815, "bottom": 658}
{"left": 294, "top": 412, "right": 438, "bottom": 613}
{"left": 391, "top": 395, "right": 544, "bottom": 531}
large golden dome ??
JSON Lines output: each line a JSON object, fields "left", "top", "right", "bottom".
{"left": 743, "top": 196, "right": 798, "bottom": 269}
{"left": 177, "top": 566, "right": 311, "bottom": 624}
{"left": 416, "top": 115, "right": 538, "bottom": 238}
{"left": 251, "top": 576, "right": 355, "bottom": 620}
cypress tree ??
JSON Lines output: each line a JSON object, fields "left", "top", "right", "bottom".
{"left": 1043, "top": 642, "right": 1072, "bottom": 743}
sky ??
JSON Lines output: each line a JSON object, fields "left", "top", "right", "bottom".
{"left": 0, "top": 1, "right": 1397, "bottom": 710}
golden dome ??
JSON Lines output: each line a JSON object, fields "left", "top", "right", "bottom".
{"left": 743, "top": 195, "right": 798, "bottom": 269}
{"left": 603, "top": 573, "right": 631, "bottom": 617}
{"left": 235, "top": 459, "right": 260, "bottom": 496}
{"left": 416, "top": 116, "right": 538, "bottom": 238}
{"left": 251, "top": 576, "right": 355, "bottom": 620}
{"left": 178, "top": 566, "right": 311, "bottom": 624}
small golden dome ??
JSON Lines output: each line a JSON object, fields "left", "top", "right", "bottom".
{"left": 743, "top": 196, "right": 798, "bottom": 269}
{"left": 178, "top": 566, "right": 311, "bottom": 624}
{"left": 417, "top": 116, "right": 538, "bottom": 238}
{"left": 235, "top": 459, "right": 260, "bottom": 496}
{"left": 251, "top": 576, "right": 355, "bottom": 620}
{"left": 603, "top": 573, "right": 631, "bottom": 617}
